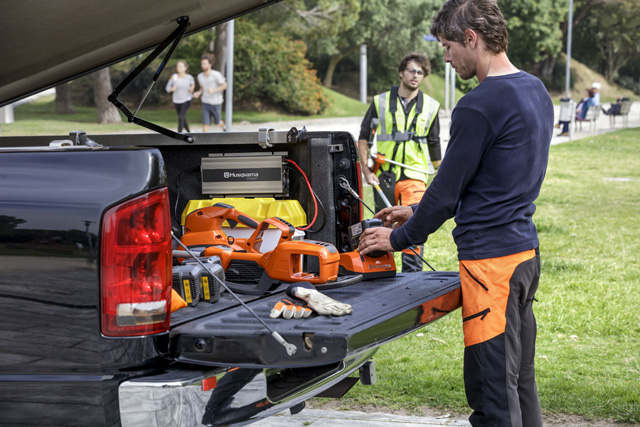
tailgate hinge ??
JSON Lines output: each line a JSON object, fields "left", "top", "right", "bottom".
{"left": 258, "top": 127, "right": 275, "bottom": 148}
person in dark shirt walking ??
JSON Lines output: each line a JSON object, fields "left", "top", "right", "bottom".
{"left": 357, "top": 0, "right": 553, "bottom": 426}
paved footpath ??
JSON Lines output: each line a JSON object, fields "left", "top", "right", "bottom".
{"left": 252, "top": 408, "right": 471, "bottom": 426}
{"left": 224, "top": 101, "right": 639, "bottom": 150}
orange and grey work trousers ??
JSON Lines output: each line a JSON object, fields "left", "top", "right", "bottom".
{"left": 374, "top": 178, "right": 426, "bottom": 272}
{"left": 459, "top": 248, "right": 542, "bottom": 427}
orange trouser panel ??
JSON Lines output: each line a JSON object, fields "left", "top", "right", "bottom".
{"left": 396, "top": 179, "right": 426, "bottom": 272}
{"left": 395, "top": 179, "right": 426, "bottom": 206}
{"left": 459, "top": 249, "right": 535, "bottom": 347}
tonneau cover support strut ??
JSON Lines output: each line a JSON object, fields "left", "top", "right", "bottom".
{"left": 108, "top": 16, "right": 195, "bottom": 143}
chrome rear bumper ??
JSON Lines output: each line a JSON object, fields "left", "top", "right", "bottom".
{"left": 119, "top": 348, "right": 377, "bottom": 426}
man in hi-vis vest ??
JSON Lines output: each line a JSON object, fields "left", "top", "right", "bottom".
{"left": 358, "top": 52, "right": 441, "bottom": 272}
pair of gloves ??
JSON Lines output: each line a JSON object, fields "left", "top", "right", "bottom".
{"left": 269, "top": 282, "right": 352, "bottom": 319}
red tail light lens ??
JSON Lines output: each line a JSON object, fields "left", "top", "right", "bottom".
{"left": 101, "top": 188, "right": 172, "bottom": 337}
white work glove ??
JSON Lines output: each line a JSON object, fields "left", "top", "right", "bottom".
{"left": 269, "top": 299, "right": 312, "bottom": 319}
{"left": 287, "top": 283, "right": 352, "bottom": 316}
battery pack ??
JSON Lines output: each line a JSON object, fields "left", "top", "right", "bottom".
{"left": 201, "top": 152, "right": 287, "bottom": 197}
{"left": 172, "top": 264, "right": 202, "bottom": 306}
{"left": 182, "top": 256, "right": 224, "bottom": 303}
{"left": 349, "top": 218, "right": 386, "bottom": 257}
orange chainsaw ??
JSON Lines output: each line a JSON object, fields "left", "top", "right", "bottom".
{"left": 180, "top": 203, "right": 354, "bottom": 294}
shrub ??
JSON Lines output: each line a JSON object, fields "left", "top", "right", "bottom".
{"left": 234, "top": 19, "right": 328, "bottom": 115}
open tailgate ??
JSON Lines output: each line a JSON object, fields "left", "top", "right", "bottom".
{"left": 170, "top": 271, "right": 461, "bottom": 368}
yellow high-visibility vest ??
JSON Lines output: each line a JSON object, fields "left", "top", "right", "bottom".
{"left": 373, "top": 87, "right": 439, "bottom": 182}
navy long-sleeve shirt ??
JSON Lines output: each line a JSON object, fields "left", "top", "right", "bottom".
{"left": 390, "top": 71, "right": 554, "bottom": 260}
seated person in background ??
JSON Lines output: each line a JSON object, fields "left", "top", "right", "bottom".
{"left": 591, "top": 82, "right": 601, "bottom": 106}
{"left": 602, "top": 98, "right": 629, "bottom": 116}
{"left": 576, "top": 88, "right": 596, "bottom": 120}
{"left": 557, "top": 88, "right": 595, "bottom": 136}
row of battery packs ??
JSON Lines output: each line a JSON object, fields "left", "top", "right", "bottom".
{"left": 173, "top": 256, "right": 225, "bottom": 307}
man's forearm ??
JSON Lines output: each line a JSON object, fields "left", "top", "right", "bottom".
{"left": 358, "top": 139, "right": 370, "bottom": 170}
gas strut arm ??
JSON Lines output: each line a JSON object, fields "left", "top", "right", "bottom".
{"left": 108, "top": 16, "right": 195, "bottom": 143}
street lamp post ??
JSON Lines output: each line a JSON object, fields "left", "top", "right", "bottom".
{"left": 565, "top": 0, "right": 574, "bottom": 98}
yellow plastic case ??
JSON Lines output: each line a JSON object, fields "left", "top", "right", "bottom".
{"left": 181, "top": 198, "right": 306, "bottom": 227}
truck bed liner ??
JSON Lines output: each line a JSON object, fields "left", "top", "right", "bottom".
{"left": 170, "top": 271, "right": 461, "bottom": 368}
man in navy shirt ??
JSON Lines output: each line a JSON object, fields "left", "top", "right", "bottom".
{"left": 358, "top": 0, "right": 553, "bottom": 425}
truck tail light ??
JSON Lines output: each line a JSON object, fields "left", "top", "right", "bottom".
{"left": 101, "top": 188, "right": 172, "bottom": 337}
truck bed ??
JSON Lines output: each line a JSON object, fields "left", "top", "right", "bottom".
{"left": 170, "top": 271, "right": 461, "bottom": 368}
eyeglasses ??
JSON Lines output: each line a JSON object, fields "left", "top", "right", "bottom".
{"left": 405, "top": 68, "right": 424, "bottom": 76}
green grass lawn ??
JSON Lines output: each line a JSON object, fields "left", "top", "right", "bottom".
{"left": 315, "top": 129, "right": 640, "bottom": 424}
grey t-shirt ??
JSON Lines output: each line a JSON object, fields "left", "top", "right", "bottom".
{"left": 197, "top": 70, "right": 226, "bottom": 105}
{"left": 165, "top": 74, "right": 195, "bottom": 104}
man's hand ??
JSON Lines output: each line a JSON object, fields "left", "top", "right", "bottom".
{"left": 363, "top": 168, "right": 379, "bottom": 186}
{"left": 357, "top": 226, "right": 394, "bottom": 256}
{"left": 193, "top": 90, "right": 201, "bottom": 99}
{"left": 373, "top": 205, "right": 413, "bottom": 228}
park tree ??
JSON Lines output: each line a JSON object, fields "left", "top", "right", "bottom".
{"left": 268, "top": 0, "right": 440, "bottom": 92}
{"left": 213, "top": 23, "right": 228, "bottom": 73}
{"left": 93, "top": 68, "right": 122, "bottom": 124}
{"left": 588, "top": 0, "right": 640, "bottom": 82}
{"left": 248, "top": 0, "right": 360, "bottom": 88}
{"left": 233, "top": 18, "right": 328, "bottom": 115}
{"left": 55, "top": 83, "right": 74, "bottom": 114}
{"left": 498, "top": 0, "right": 565, "bottom": 77}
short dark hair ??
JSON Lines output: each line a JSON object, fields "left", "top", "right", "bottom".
{"left": 201, "top": 53, "right": 215, "bottom": 65}
{"left": 430, "top": 0, "right": 508, "bottom": 54}
{"left": 398, "top": 52, "right": 431, "bottom": 76}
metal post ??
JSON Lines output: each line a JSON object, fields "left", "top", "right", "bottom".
{"left": 0, "top": 105, "right": 14, "bottom": 124}
{"left": 450, "top": 64, "right": 456, "bottom": 110}
{"left": 565, "top": 0, "right": 574, "bottom": 98}
{"left": 444, "top": 63, "right": 450, "bottom": 113}
{"left": 225, "top": 20, "right": 235, "bottom": 131}
{"left": 360, "top": 44, "right": 367, "bottom": 104}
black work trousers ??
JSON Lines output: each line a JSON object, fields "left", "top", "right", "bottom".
{"left": 459, "top": 248, "right": 543, "bottom": 427}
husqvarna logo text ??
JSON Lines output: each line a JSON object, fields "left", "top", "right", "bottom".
{"left": 224, "top": 171, "right": 259, "bottom": 179}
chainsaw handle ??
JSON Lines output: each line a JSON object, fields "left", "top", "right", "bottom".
{"left": 246, "top": 217, "right": 295, "bottom": 252}
{"left": 211, "top": 203, "right": 259, "bottom": 229}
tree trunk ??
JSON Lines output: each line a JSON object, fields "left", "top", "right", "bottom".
{"left": 323, "top": 55, "right": 341, "bottom": 88}
{"left": 213, "top": 23, "right": 227, "bottom": 74}
{"left": 92, "top": 67, "right": 122, "bottom": 124}
{"left": 323, "top": 45, "right": 358, "bottom": 87}
{"left": 55, "top": 83, "right": 75, "bottom": 114}
{"left": 539, "top": 54, "right": 557, "bottom": 79}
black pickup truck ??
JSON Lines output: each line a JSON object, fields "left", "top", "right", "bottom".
{"left": 0, "top": 1, "right": 460, "bottom": 425}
